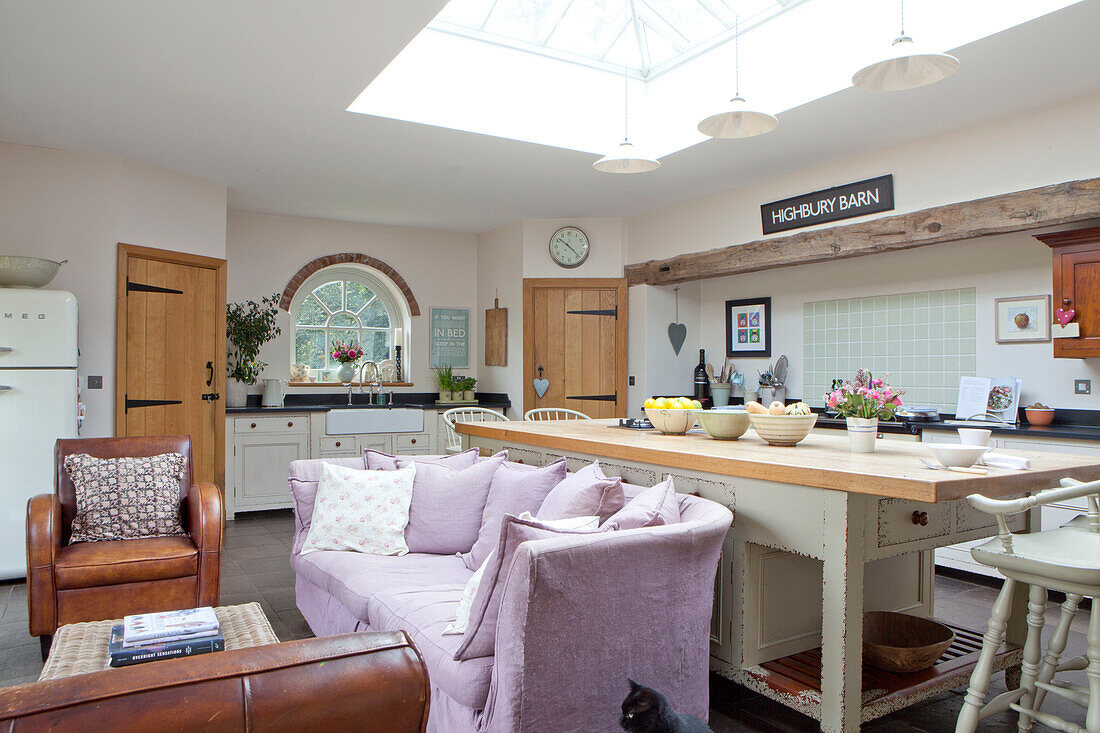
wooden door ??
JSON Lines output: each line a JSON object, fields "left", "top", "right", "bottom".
{"left": 116, "top": 244, "right": 227, "bottom": 488}
{"left": 523, "top": 278, "right": 628, "bottom": 419}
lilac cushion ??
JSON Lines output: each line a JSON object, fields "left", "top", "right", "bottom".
{"left": 536, "top": 462, "right": 625, "bottom": 523}
{"left": 395, "top": 454, "right": 506, "bottom": 554}
{"left": 462, "top": 457, "right": 567, "bottom": 570}
{"left": 365, "top": 447, "right": 481, "bottom": 471}
{"left": 600, "top": 475, "right": 680, "bottom": 531}
{"left": 455, "top": 513, "right": 598, "bottom": 660}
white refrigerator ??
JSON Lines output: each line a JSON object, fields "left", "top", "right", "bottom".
{"left": 0, "top": 289, "right": 78, "bottom": 580}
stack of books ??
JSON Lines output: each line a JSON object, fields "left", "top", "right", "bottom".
{"left": 108, "top": 607, "right": 225, "bottom": 667}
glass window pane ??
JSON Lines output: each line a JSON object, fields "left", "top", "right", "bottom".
{"left": 644, "top": 0, "right": 724, "bottom": 43}
{"left": 548, "top": 0, "right": 625, "bottom": 57}
{"left": 361, "top": 330, "right": 392, "bottom": 362}
{"left": 328, "top": 330, "right": 360, "bottom": 354}
{"left": 435, "top": 0, "right": 495, "bottom": 27}
{"left": 345, "top": 280, "right": 375, "bottom": 313}
{"left": 361, "top": 299, "right": 391, "bottom": 328}
{"left": 294, "top": 328, "right": 326, "bottom": 369}
{"left": 483, "top": 0, "right": 558, "bottom": 42}
{"left": 330, "top": 312, "right": 359, "bottom": 328}
{"left": 295, "top": 295, "right": 328, "bottom": 326}
{"left": 314, "top": 281, "right": 343, "bottom": 312}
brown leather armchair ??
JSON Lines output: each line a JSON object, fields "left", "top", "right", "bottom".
{"left": 26, "top": 436, "right": 223, "bottom": 655}
{"left": 0, "top": 632, "right": 429, "bottom": 732}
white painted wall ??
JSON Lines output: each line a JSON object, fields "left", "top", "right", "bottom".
{"left": 0, "top": 142, "right": 227, "bottom": 437}
{"left": 226, "top": 212, "right": 478, "bottom": 396}
{"left": 476, "top": 221, "right": 523, "bottom": 415}
{"left": 626, "top": 92, "right": 1100, "bottom": 412}
{"left": 521, "top": 218, "right": 625, "bottom": 279}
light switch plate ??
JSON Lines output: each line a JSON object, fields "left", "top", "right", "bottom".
{"left": 628, "top": 376, "right": 636, "bottom": 386}
{"left": 1075, "top": 379, "right": 1091, "bottom": 395}
{"left": 87, "top": 375, "right": 103, "bottom": 389}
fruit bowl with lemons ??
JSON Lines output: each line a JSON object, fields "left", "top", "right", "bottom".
{"left": 643, "top": 397, "right": 702, "bottom": 435}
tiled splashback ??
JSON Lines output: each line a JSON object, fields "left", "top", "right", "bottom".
{"left": 802, "top": 288, "right": 976, "bottom": 412}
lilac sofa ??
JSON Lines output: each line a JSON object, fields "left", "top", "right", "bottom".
{"left": 288, "top": 457, "right": 732, "bottom": 733}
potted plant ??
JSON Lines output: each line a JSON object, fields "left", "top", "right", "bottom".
{"left": 226, "top": 294, "right": 282, "bottom": 407}
{"left": 825, "top": 370, "right": 904, "bottom": 453}
{"left": 457, "top": 376, "right": 477, "bottom": 402}
{"left": 436, "top": 365, "right": 454, "bottom": 403}
{"left": 330, "top": 340, "right": 363, "bottom": 384}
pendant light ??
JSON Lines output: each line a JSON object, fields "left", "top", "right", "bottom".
{"left": 594, "top": 60, "right": 659, "bottom": 173}
{"left": 697, "top": 17, "right": 777, "bottom": 139}
{"left": 852, "top": 0, "right": 959, "bottom": 91}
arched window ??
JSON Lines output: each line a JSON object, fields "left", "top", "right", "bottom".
{"left": 289, "top": 265, "right": 410, "bottom": 382}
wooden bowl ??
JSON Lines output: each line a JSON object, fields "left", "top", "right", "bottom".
{"left": 863, "top": 611, "right": 954, "bottom": 674}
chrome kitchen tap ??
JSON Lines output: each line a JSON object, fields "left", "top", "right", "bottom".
{"left": 347, "top": 361, "right": 379, "bottom": 405}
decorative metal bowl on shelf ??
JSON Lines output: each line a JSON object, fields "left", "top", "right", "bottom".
{"left": 0, "top": 256, "right": 67, "bottom": 288}
{"left": 863, "top": 611, "right": 955, "bottom": 674}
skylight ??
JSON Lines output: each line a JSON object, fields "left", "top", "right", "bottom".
{"left": 432, "top": 0, "right": 802, "bottom": 78}
{"left": 349, "top": 0, "right": 1085, "bottom": 158}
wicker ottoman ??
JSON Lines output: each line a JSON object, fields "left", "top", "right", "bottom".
{"left": 39, "top": 602, "right": 280, "bottom": 681}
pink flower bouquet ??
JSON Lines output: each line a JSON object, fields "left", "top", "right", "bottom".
{"left": 331, "top": 340, "right": 363, "bottom": 364}
{"left": 825, "top": 369, "right": 905, "bottom": 420}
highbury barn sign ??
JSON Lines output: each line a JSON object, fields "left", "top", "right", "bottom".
{"left": 760, "top": 175, "right": 894, "bottom": 235}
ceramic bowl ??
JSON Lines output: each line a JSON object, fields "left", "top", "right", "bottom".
{"left": 645, "top": 408, "right": 697, "bottom": 435}
{"left": 925, "top": 443, "right": 990, "bottom": 468}
{"left": 747, "top": 413, "right": 818, "bottom": 446}
{"left": 1025, "top": 408, "right": 1055, "bottom": 426}
{"left": 0, "top": 256, "right": 66, "bottom": 288}
{"left": 863, "top": 611, "right": 955, "bottom": 674}
{"left": 696, "top": 409, "right": 750, "bottom": 440}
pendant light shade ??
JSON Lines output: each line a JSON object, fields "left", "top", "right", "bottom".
{"left": 697, "top": 96, "right": 778, "bottom": 139}
{"left": 593, "top": 141, "right": 660, "bottom": 174}
{"left": 852, "top": 35, "right": 959, "bottom": 91}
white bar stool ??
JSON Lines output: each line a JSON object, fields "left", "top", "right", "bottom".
{"left": 522, "top": 408, "right": 591, "bottom": 421}
{"left": 441, "top": 407, "right": 508, "bottom": 454}
{"left": 957, "top": 477, "right": 1100, "bottom": 733}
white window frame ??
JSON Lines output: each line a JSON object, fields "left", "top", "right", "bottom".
{"left": 288, "top": 264, "right": 412, "bottom": 382}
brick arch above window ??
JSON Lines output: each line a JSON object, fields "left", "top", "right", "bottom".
{"left": 280, "top": 253, "right": 420, "bottom": 317}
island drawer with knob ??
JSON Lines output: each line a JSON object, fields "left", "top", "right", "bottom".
{"left": 395, "top": 433, "right": 431, "bottom": 454}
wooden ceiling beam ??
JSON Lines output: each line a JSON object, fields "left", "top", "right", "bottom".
{"left": 624, "top": 177, "right": 1100, "bottom": 287}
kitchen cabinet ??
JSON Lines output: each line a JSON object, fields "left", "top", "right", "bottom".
{"left": 1037, "top": 226, "right": 1100, "bottom": 358}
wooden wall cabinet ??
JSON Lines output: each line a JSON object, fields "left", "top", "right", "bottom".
{"left": 1037, "top": 226, "right": 1100, "bottom": 358}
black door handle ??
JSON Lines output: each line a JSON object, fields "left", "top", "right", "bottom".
{"left": 205, "top": 361, "right": 214, "bottom": 387}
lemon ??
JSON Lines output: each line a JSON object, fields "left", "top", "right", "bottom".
{"left": 653, "top": 397, "right": 669, "bottom": 409}
{"left": 643, "top": 397, "right": 656, "bottom": 409}
{"left": 691, "top": 400, "right": 703, "bottom": 410}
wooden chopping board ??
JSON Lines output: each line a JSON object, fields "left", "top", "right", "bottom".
{"left": 485, "top": 298, "right": 507, "bottom": 366}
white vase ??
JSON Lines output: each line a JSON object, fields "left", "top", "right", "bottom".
{"left": 337, "top": 362, "right": 357, "bottom": 384}
{"left": 225, "top": 378, "right": 248, "bottom": 408}
{"left": 846, "top": 417, "right": 879, "bottom": 453}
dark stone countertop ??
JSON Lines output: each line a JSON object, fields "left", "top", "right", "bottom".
{"left": 225, "top": 392, "right": 511, "bottom": 415}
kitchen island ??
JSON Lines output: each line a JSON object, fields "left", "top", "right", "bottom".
{"left": 455, "top": 418, "right": 1100, "bottom": 732}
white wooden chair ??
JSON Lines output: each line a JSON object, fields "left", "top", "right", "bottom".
{"left": 441, "top": 407, "right": 508, "bottom": 454}
{"left": 956, "top": 477, "right": 1100, "bottom": 733}
{"left": 523, "top": 408, "right": 592, "bottom": 421}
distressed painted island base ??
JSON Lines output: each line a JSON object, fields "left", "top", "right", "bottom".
{"left": 450, "top": 420, "right": 1100, "bottom": 732}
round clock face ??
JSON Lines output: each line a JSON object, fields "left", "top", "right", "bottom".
{"left": 549, "top": 226, "right": 590, "bottom": 268}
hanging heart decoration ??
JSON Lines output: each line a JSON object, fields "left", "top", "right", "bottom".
{"left": 667, "top": 323, "right": 687, "bottom": 355}
{"left": 1056, "top": 306, "right": 1076, "bottom": 326}
{"left": 532, "top": 365, "right": 549, "bottom": 398}
{"left": 667, "top": 287, "right": 686, "bottom": 355}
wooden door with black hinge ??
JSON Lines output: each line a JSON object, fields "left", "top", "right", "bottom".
{"left": 116, "top": 244, "right": 227, "bottom": 488}
{"left": 523, "top": 278, "right": 628, "bottom": 419}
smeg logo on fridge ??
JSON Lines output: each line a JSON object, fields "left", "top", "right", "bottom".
{"left": 2, "top": 313, "right": 47, "bottom": 319}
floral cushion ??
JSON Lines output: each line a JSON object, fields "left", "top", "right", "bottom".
{"left": 300, "top": 462, "right": 416, "bottom": 556}
{"left": 64, "top": 453, "right": 187, "bottom": 543}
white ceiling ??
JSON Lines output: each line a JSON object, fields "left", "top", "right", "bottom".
{"left": 1, "top": 0, "right": 1098, "bottom": 234}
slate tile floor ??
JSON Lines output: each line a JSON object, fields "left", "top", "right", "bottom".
{"left": 0, "top": 509, "right": 1090, "bottom": 731}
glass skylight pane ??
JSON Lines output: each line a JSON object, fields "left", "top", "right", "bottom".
{"left": 483, "top": 0, "right": 560, "bottom": 42}
{"left": 641, "top": 22, "right": 681, "bottom": 66}
{"left": 548, "top": 0, "right": 625, "bottom": 57}
{"left": 435, "top": 0, "right": 496, "bottom": 28}
{"left": 643, "top": 0, "right": 726, "bottom": 43}
{"left": 602, "top": 25, "right": 639, "bottom": 67}
{"left": 719, "top": 0, "right": 783, "bottom": 20}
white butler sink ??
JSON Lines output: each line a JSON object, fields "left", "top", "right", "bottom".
{"left": 326, "top": 408, "right": 424, "bottom": 435}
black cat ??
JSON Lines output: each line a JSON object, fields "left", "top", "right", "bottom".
{"left": 619, "top": 679, "right": 713, "bottom": 733}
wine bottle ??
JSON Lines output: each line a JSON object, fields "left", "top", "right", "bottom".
{"left": 693, "top": 348, "right": 709, "bottom": 401}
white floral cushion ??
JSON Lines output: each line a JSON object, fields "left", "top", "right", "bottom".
{"left": 300, "top": 462, "right": 416, "bottom": 556}
{"left": 442, "top": 511, "right": 597, "bottom": 636}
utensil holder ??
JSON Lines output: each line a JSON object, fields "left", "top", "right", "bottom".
{"left": 758, "top": 386, "right": 784, "bottom": 405}
{"left": 710, "top": 383, "right": 731, "bottom": 407}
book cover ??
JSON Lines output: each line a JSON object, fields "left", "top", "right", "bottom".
{"left": 109, "top": 625, "right": 225, "bottom": 667}
{"left": 122, "top": 607, "right": 219, "bottom": 644}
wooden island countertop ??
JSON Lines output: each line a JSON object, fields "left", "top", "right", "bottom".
{"left": 455, "top": 418, "right": 1100, "bottom": 503}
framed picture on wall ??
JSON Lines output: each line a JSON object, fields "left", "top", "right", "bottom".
{"left": 994, "top": 295, "right": 1051, "bottom": 343}
{"left": 725, "top": 297, "right": 771, "bottom": 357}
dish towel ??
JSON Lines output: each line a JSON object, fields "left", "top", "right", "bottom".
{"left": 981, "top": 453, "right": 1031, "bottom": 470}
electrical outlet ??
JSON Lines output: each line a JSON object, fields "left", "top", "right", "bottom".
{"left": 628, "top": 376, "right": 636, "bottom": 386}
{"left": 1075, "top": 379, "right": 1091, "bottom": 395}
{"left": 87, "top": 375, "right": 103, "bottom": 389}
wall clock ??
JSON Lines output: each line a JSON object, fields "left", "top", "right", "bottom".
{"left": 548, "top": 226, "right": 590, "bottom": 269}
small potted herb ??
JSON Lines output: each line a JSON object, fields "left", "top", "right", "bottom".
{"left": 456, "top": 376, "right": 477, "bottom": 402}
{"left": 436, "top": 365, "right": 454, "bottom": 403}
{"left": 226, "top": 294, "right": 282, "bottom": 407}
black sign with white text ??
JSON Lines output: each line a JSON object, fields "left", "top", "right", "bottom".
{"left": 760, "top": 175, "right": 894, "bottom": 235}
